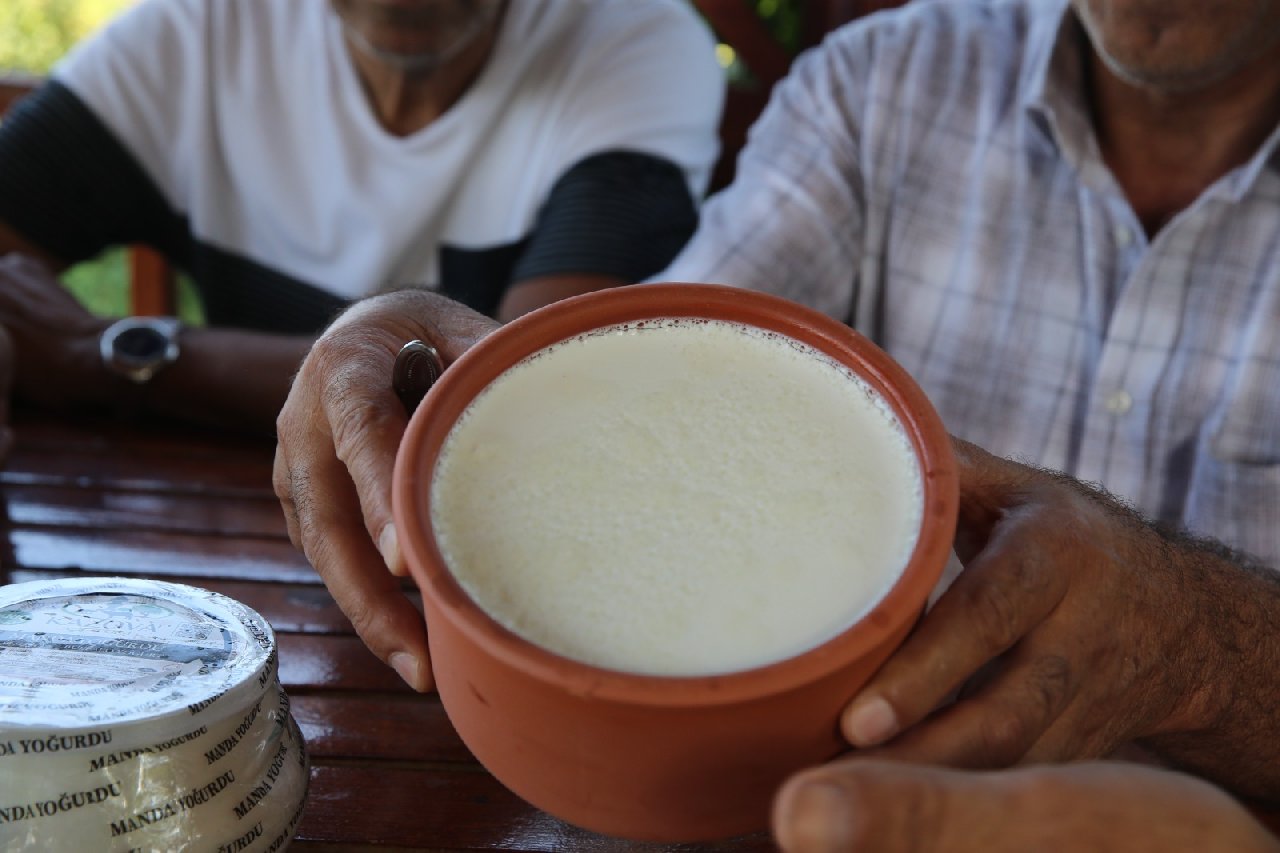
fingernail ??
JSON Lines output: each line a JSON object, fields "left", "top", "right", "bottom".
{"left": 379, "top": 524, "right": 404, "bottom": 576}
{"left": 778, "top": 781, "right": 854, "bottom": 853}
{"left": 844, "top": 696, "right": 899, "bottom": 746}
{"left": 389, "top": 652, "right": 422, "bottom": 691}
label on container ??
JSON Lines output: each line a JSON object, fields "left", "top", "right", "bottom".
{"left": 0, "top": 672, "right": 309, "bottom": 852}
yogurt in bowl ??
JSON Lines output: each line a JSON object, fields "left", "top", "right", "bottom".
{"left": 393, "top": 283, "right": 958, "bottom": 842}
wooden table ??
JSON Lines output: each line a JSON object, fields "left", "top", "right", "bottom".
{"left": 0, "top": 408, "right": 773, "bottom": 852}
{"left": 2, "top": 408, "right": 1277, "bottom": 851}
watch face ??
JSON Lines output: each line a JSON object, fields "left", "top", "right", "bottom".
{"left": 115, "top": 327, "right": 167, "bottom": 362}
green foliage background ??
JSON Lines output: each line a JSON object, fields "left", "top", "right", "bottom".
{"left": 0, "top": 0, "right": 113, "bottom": 72}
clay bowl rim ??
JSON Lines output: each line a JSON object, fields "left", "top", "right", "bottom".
{"left": 393, "top": 282, "right": 958, "bottom": 708}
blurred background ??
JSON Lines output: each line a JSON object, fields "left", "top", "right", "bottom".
{"left": 0, "top": 0, "right": 805, "bottom": 323}
{"left": 0, "top": 0, "right": 207, "bottom": 320}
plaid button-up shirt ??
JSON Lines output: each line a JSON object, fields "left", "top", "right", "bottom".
{"left": 661, "top": 0, "right": 1280, "bottom": 564}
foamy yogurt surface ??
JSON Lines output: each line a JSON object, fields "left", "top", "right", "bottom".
{"left": 430, "top": 319, "right": 923, "bottom": 676}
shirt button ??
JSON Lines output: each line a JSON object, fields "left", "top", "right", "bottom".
{"left": 1105, "top": 389, "right": 1133, "bottom": 415}
{"left": 1114, "top": 225, "right": 1134, "bottom": 248}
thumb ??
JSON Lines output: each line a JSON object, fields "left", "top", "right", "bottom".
{"left": 950, "top": 434, "right": 1038, "bottom": 507}
{"left": 949, "top": 435, "right": 1040, "bottom": 561}
{"left": 773, "top": 759, "right": 1014, "bottom": 853}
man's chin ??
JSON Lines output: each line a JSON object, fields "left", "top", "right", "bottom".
{"left": 1097, "top": 51, "right": 1257, "bottom": 94}
{"left": 345, "top": 29, "right": 458, "bottom": 73}
{"left": 343, "top": 16, "right": 494, "bottom": 75}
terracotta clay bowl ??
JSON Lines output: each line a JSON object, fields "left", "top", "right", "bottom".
{"left": 392, "top": 283, "right": 958, "bottom": 841}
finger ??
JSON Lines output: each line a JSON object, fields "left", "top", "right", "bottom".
{"left": 0, "top": 252, "right": 50, "bottom": 273}
{"left": 1020, "top": 686, "right": 1129, "bottom": 765}
{"left": 277, "top": 289, "right": 498, "bottom": 693}
{"left": 0, "top": 253, "right": 37, "bottom": 276}
{"left": 281, "top": 334, "right": 428, "bottom": 688}
{"left": 949, "top": 437, "right": 1038, "bottom": 562}
{"left": 425, "top": 313, "right": 499, "bottom": 363}
{"left": 289, "top": 430, "right": 433, "bottom": 692}
{"left": 310, "top": 327, "right": 409, "bottom": 576}
{"left": 842, "top": 507, "right": 1069, "bottom": 748}
{"left": 773, "top": 759, "right": 1015, "bottom": 853}
{"left": 271, "top": 441, "right": 302, "bottom": 551}
{"left": 412, "top": 292, "right": 500, "bottom": 362}
{"left": 332, "top": 288, "right": 499, "bottom": 366}
{"left": 274, "top": 372, "right": 321, "bottom": 553}
{"left": 951, "top": 436, "right": 1035, "bottom": 505}
{"left": 777, "top": 759, "right": 1279, "bottom": 853}
{"left": 318, "top": 290, "right": 497, "bottom": 575}
{"left": 0, "top": 253, "right": 87, "bottom": 311}
{"left": 860, "top": 644, "right": 1077, "bottom": 768}
{"left": 1024, "top": 764, "right": 1280, "bottom": 852}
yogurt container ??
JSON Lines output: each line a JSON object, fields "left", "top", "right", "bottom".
{"left": 0, "top": 578, "right": 309, "bottom": 852}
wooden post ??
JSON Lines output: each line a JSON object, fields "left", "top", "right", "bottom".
{"left": 128, "top": 245, "right": 176, "bottom": 316}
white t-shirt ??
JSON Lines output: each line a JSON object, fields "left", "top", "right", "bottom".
{"left": 47, "top": 0, "right": 721, "bottom": 308}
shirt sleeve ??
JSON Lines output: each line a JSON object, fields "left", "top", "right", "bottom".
{"left": 50, "top": 0, "right": 206, "bottom": 208}
{"left": 550, "top": 1, "right": 726, "bottom": 202}
{"left": 0, "top": 79, "right": 184, "bottom": 265}
{"left": 656, "top": 35, "right": 870, "bottom": 324}
{"left": 512, "top": 150, "right": 697, "bottom": 285}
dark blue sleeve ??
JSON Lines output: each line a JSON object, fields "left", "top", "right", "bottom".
{"left": 0, "top": 79, "right": 185, "bottom": 264}
{"left": 512, "top": 149, "right": 699, "bottom": 284}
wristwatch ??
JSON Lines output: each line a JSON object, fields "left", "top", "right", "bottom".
{"left": 100, "top": 316, "right": 182, "bottom": 384}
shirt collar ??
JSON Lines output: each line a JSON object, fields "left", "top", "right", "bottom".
{"left": 1023, "top": 2, "right": 1117, "bottom": 193}
{"left": 1229, "top": 118, "right": 1280, "bottom": 200}
{"left": 1023, "top": 0, "right": 1280, "bottom": 202}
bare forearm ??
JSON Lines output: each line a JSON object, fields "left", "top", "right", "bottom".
{"left": 496, "top": 274, "right": 625, "bottom": 323}
{"left": 142, "top": 327, "right": 314, "bottom": 434}
{"left": 0, "top": 241, "right": 311, "bottom": 434}
{"left": 1140, "top": 529, "right": 1280, "bottom": 805}
{"left": 1000, "top": 478, "right": 1280, "bottom": 803}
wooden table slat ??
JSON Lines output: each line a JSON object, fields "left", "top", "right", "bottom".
{"left": 299, "top": 765, "right": 774, "bottom": 853}
{"left": 279, "top": 634, "right": 417, "bottom": 692}
{"left": 3, "top": 569, "right": 358, "bottom": 633}
{"left": 11, "top": 413, "right": 273, "bottom": 460}
{"left": 4, "top": 413, "right": 277, "bottom": 496}
{"left": 6, "top": 527, "right": 318, "bottom": 581}
{"left": 3, "top": 482, "right": 289, "bottom": 537}
{"left": 292, "top": 694, "right": 473, "bottom": 764}
{"left": 0, "top": 461, "right": 277, "bottom": 498}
